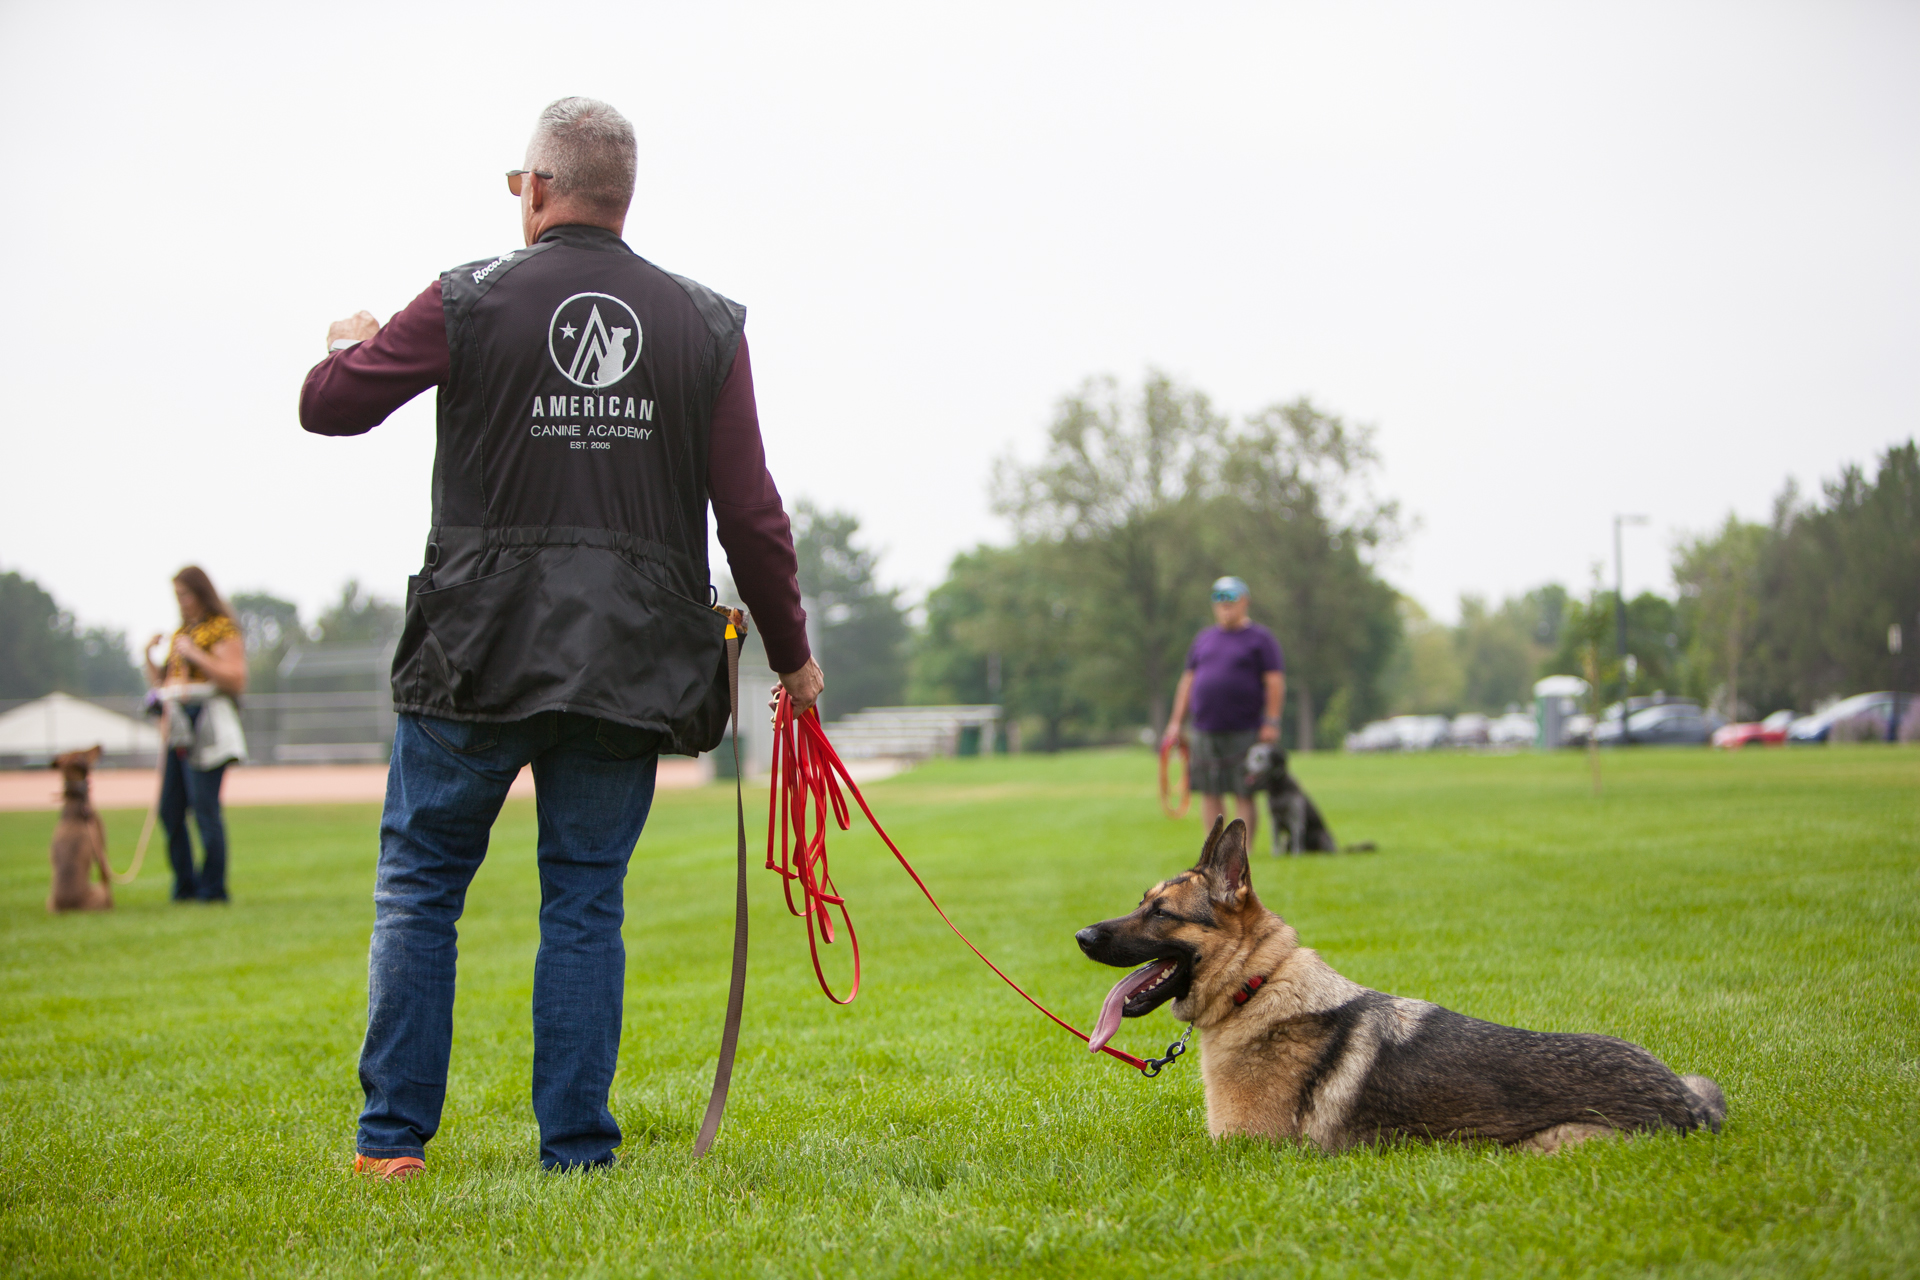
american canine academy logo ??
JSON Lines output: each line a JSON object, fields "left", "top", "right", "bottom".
{"left": 549, "top": 292, "right": 642, "bottom": 389}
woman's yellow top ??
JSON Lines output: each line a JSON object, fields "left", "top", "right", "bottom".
{"left": 166, "top": 614, "right": 241, "bottom": 683}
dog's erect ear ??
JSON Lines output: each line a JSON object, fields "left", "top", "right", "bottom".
{"left": 84, "top": 745, "right": 102, "bottom": 765}
{"left": 1195, "top": 814, "right": 1227, "bottom": 868}
{"left": 1195, "top": 816, "right": 1252, "bottom": 902}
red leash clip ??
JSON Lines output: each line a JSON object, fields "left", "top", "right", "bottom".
{"left": 765, "top": 690, "right": 1149, "bottom": 1070}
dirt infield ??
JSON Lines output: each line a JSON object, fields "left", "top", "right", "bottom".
{"left": 0, "top": 759, "right": 714, "bottom": 812}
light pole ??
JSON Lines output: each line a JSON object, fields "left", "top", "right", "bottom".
{"left": 1614, "top": 514, "right": 1649, "bottom": 743}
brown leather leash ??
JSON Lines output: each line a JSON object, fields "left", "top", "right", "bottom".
{"left": 693, "top": 614, "right": 748, "bottom": 1158}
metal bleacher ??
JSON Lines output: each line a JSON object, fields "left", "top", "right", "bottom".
{"left": 819, "top": 705, "right": 1002, "bottom": 761}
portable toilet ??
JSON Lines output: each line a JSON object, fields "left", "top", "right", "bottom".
{"left": 1533, "top": 675, "right": 1590, "bottom": 749}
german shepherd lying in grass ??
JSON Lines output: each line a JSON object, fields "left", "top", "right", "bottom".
{"left": 1077, "top": 817, "right": 1725, "bottom": 1153}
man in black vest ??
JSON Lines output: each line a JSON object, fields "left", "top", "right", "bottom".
{"left": 301, "top": 97, "right": 823, "bottom": 1177}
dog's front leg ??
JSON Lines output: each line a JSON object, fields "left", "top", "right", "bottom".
{"left": 1286, "top": 794, "right": 1307, "bottom": 856}
{"left": 89, "top": 817, "right": 114, "bottom": 908}
{"left": 1267, "top": 792, "right": 1290, "bottom": 855}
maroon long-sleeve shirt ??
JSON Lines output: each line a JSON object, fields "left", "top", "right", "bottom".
{"left": 300, "top": 279, "right": 810, "bottom": 673}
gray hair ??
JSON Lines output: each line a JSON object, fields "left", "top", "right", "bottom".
{"left": 527, "top": 97, "right": 636, "bottom": 219}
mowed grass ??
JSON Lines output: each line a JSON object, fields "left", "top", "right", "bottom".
{"left": 1, "top": 745, "right": 1916, "bottom": 1279}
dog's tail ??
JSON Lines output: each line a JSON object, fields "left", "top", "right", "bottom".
{"left": 1679, "top": 1075, "right": 1727, "bottom": 1133}
{"left": 1341, "top": 841, "right": 1378, "bottom": 853}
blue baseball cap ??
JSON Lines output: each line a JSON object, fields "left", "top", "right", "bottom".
{"left": 1211, "top": 576, "right": 1249, "bottom": 602}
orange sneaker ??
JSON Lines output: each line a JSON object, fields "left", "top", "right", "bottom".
{"left": 354, "top": 1154, "right": 426, "bottom": 1181}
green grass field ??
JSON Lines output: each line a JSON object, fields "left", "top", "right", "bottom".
{"left": 2, "top": 746, "right": 1916, "bottom": 1278}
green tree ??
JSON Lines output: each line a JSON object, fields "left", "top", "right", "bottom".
{"left": 991, "top": 376, "right": 1402, "bottom": 741}
{"left": 231, "top": 591, "right": 304, "bottom": 693}
{"left": 1542, "top": 589, "right": 1690, "bottom": 701}
{"left": 1, "top": 571, "right": 72, "bottom": 699}
{"left": 1454, "top": 594, "right": 1536, "bottom": 713}
{"left": 72, "top": 626, "right": 143, "bottom": 696}
{"left": 1382, "top": 598, "right": 1465, "bottom": 715}
{"left": 314, "top": 581, "right": 402, "bottom": 647}
{"left": 992, "top": 371, "right": 1223, "bottom": 732}
{"left": 0, "top": 569, "right": 141, "bottom": 698}
{"left": 1206, "top": 397, "right": 1403, "bottom": 747}
{"left": 1750, "top": 441, "right": 1919, "bottom": 707}
{"left": 913, "top": 543, "right": 1096, "bottom": 750}
{"left": 793, "top": 501, "right": 910, "bottom": 717}
{"left": 1673, "top": 516, "right": 1769, "bottom": 717}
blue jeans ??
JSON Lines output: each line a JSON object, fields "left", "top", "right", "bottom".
{"left": 159, "top": 747, "right": 229, "bottom": 901}
{"left": 356, "top": 712, "right": 661, "bottom": 1170}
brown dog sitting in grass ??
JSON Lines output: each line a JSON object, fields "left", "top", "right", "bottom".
{"left": 49, "top": 746, "right": 113, "bottom": 913}
{"left": 1077, "top": 816, "right": 1726, "bottom": 1153}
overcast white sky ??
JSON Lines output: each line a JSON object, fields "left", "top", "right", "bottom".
{"left": 2, "top": 1, "right": 1915, "bottom": 651}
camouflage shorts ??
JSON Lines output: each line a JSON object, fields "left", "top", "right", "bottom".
{"left": 1189, "top": 729, "right": 1258, "bottom": 796}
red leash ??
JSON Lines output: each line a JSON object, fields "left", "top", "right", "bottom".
{"left": 764, "top": 690, "right": 1149, "bottom": 1072}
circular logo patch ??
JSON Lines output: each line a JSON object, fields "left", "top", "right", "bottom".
{"left": 548, "top": 292, "right": 642, "bottom": 389}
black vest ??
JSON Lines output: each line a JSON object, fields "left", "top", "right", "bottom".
{"left": 390, "top": 225, "right": 744, "bottom": 751}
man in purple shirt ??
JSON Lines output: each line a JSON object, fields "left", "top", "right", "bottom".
{"left": 301, "top": 98, "right": 821, "bottom": 1179}
{"left": 1161, "top": 576, "right": 1285, "bottom": 842}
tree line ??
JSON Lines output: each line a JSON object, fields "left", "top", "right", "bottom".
{"left": 1389, "top": 442, "right": 1918, "bottom": 720}
{"left": 0, "top": 576, "right": 403, "bottom": 701}
{"left": 7, "top": 379, "right": 1913, "bottom": 738}
{"left": 795, "top": 372, "right": 1405, "bottom": 749}
{"left": 798, "top": 382, "right": 1917, "bottom": 742}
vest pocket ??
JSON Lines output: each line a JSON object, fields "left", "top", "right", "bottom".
{"left": 409, "top": 545, "right": 726, "bottom": 742}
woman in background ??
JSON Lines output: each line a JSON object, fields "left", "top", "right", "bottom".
{"left": 143, "top": 566, "right": 248, "bottom": 902}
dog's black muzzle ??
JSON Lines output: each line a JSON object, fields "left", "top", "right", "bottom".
{"left": 1075, "top": 918, "right": 1191, "bottom": 970}
{"left": 1075, "top": 921, "right": 1143, "bottom": 965}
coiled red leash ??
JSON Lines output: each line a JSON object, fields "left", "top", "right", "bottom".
{"left": 1158, "top": 736, "right": 1192, "bottom": 818}
{"left": 767, "top": 690, "right": 1148, "bottom": 1071}
{"left": 694, "top": 686, "right": 1158, "bottom": 1156}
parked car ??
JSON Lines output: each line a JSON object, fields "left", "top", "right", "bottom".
{"left": 1448, "top": 713, "right": 1490, "bottom": 746}
{"left": 1787, "top": 692, "right": 1914, "bottom": 744}
{"left": 1392, "top": 715, "right": 1453, "bottom": 751}
{"left": 1592, "top": 701, "right": 1725, "bottom": 746}
{"left": 1344, "top": 714, "right": 1454, "bottom": 752}
{"left": 1711, "top": 709, "right": 1796, "bottom": 749}
{"left": 1345, "top": 719, "right": 1403, "bottom": 752}
{"left": 1487, "top": 711, "right": 1537, "bottom": 747}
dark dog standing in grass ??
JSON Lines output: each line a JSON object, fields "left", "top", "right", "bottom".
{"left": 1241, "top": 743, "right": 1374, "bottom": 856}
{"left": 1077, "top": 817, "right": 1726, "bottom": 1152}
{"left": 49, "top": 747, "right": 113, "bottom": 913}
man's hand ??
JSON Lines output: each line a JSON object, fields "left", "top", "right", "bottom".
{"left": 1258, "top": 722, "right": 1280, "bottom": 745}
{"left": 1161, "top": 723, "right": 1184, "bottom": 751}
{"left": 326, "top": 311, "right": 380, "bottom": 351}
{"left": 770, "top": 658, "right": 825, "bottom": 719}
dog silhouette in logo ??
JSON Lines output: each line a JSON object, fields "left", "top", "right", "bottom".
{"left": 596, "top": 328, "right": 631, "bottom": 386}
{"left": 566, "top": 304, "right": 635, "bottom": 387}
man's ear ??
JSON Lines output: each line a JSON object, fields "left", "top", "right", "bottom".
{"left": 1195, "top": 817, "right": 1252, "bottom": 902}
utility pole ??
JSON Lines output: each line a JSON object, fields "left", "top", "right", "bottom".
{"left": 1614, "top": 514, "right": 1649, "bottom": 744}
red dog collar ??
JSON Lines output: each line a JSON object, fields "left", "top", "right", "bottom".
{"left": 1232, "top": 974, "right": 1267, "bottom": 1006}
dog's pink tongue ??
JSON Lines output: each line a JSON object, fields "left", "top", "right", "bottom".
{"left": 1089, "top": 960, "right": 1176, "bottom": 1053}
